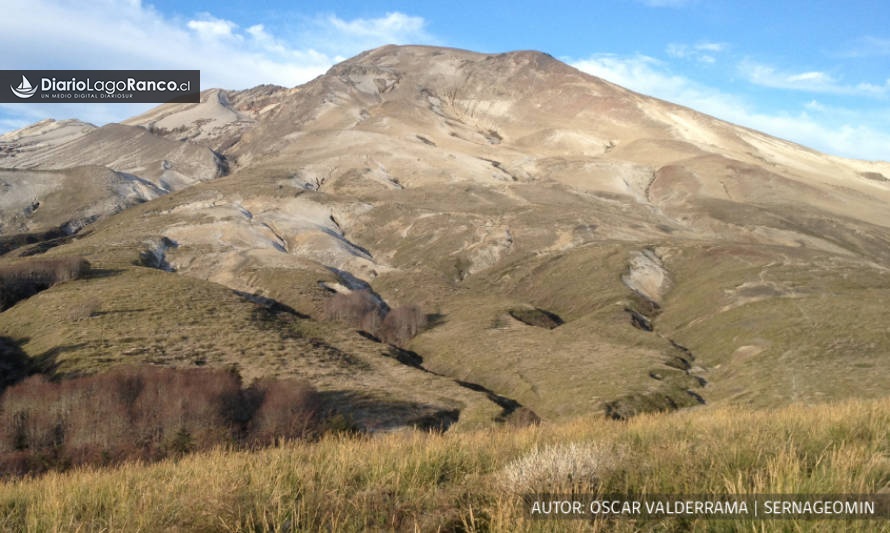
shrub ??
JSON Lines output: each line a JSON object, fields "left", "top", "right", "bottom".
{"left": 322, "top": 290, "right": 382, "bottom": 325}
{"left": 323, "top": 291, "right": 427, "bottom": 346}
{"left": 504, "top": 406, "right": 542, "bottom": 428}
{"left": 0, "top": 257, "right": 89, "bottom": 284}
{"left": 380, "top": 305, "right": 428, "bottom": 345}
{"left": 248, "top": 378, "right": 320, "bottom": 445}
{"left": 0, "top": 365, "right": 322, "bottom": 476}
{"left": 499, "top": 442, "right": 621, "bottom": 493}
{"left": 0, "top": 257, "right": 90, "bottom": 311}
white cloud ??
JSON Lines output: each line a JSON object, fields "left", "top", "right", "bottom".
{"left": 0, "top": 0, "right": 336, "bottom": 89}
{"left": 785, "top": 71, "right": 833, "bottom": 83}
{"left": 571, "top": 53, "right": 890, "bottom": 161}
{"left": 0, "top": 1, "right": 431, "bottom": 131}
{"left": 637, "top": 0, "right": 698, "bottom": 7}
{"left": 572, "top": 54, "right": 695, "bottom": 98}
{"left": 0, "top": 1, "right": 394, "bottom": 88}
{"left": 695, "top": 42, "right": 725, "bottom": 53}
{"left": 840, "top": 36, "right": 890, "bottom": 58}
{"left": 328, "top": 12, "right": 427, "bottom": 41}
{"left": 804, "top": 99, "right": 826, "bottom": 112}
{"left": 665, "top": 44, "right": 687, "bottom": 58}
{"left": 732, "top": 112, "right": 890, "bottom": 163}
{"left": 739, "top": 60, "right": 889, "bottom": 96}
{"left": 306, "top": 12, "right": 433, "bottom": 57}
{"left": 666, "top": 41, "right": 727, "bottom": 64}
{"left": 187, "top": 15, "right": 241, "bottom": 41}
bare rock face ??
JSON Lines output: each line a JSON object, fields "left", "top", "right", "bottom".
{"left": 122, "top": 85, "right": 290, "bottom": 152}
{"left": 0, "top": 120, "right": 225, "bottom": 237}
{"left": 0, "top": 118, "right": 96, "bottom": 157}
{"left": 3, "top": 45, "right": 890, "bottom": 428}
{"left": 0, "top": 166, "right": 165, "bottom": 236}
{"left": 622, "top": 248, "right": 671, "bottom": 306}
{"left": 0, "top": 123, "right": 223, "bottom": 187}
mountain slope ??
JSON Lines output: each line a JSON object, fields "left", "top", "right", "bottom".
{"left": 0, "top": 120, "right": 225, "bottom": 238}
{"left": 1, "top": 45, "right": 889, "bottom": 428}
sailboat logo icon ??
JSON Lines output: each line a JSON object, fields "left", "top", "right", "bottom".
{"left": 11, "top": 75, "right": 37, "bottom": 99}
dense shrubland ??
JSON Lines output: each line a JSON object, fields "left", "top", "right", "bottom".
{"left": 0, "top": 365, "right": 320, "bottom": 477}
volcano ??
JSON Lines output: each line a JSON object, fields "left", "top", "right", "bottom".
{"left": 1, "top": 45, "right": 889, "bottom": 429}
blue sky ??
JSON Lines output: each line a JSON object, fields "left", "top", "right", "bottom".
{"left": 2, "top": 0, "right": 889, "bottom": 161}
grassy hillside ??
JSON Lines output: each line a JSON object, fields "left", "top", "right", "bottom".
{"left": 2, "top": 398, "right": 888, "bottom": 532}
{"left": 0, "top": 255, "right": 504, "bottom": 429}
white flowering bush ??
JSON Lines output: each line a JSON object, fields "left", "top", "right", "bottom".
{"left": 500, "top": 441, "right": 621, "bottom": 493}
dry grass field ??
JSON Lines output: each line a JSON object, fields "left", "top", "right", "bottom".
{"left": 2, "top": 397, "right": 888, "bottom": 532}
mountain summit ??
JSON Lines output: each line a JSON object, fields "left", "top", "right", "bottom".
{"left": 2, "top": 45, "right": 889, "bottom": 428}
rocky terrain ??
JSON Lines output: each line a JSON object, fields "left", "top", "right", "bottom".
{"left": 1, "top": 45, "right": 889, "bottom": 429}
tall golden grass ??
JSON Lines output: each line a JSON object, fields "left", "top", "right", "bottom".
{"left": 1, "top": 398, "right": 888, "bottom": 532}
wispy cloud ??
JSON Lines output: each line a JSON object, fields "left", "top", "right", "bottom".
{"left": 187, "top": 15, "right": 242, "bottom": 42}
{"left": 571, "top": 54, "right": 694, "bottom": 97}
{"left": 571, "top": 53, "right": 890, "bottom": 161}
{"left": 840, "top": 36, "right": 890, "bottom": 58}
{"left": 300, "top": 12, "right": 433, "bottom": 59}
{"left": 328, "top": 12, "right": 428, "bottom": 42}
{"left": 0, "top": 1, "right": 429, "bottom": 88}
{"left": 666, "top": 41, "right": 727, "bottom": 63}
{"left": 635, "top": 0, "right": 699, "bottom": 7}
{"left": 739, "top": 59, "right": 890, "bottom": 97}
{"left": 0, "top": 1, "right": 431, "bottom": 130}
{"left": 570, "top": 53, "right": 749, "bottom": 117}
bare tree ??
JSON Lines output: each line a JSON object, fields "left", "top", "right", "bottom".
{"left": 381, "top": 305, "right": 427, "bottom": 346}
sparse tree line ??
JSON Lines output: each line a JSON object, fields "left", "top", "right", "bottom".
{"left": 322, "top": 290, "right": 427, "bottom": 346}
{"left": 0, "top": 257, "right": 90, "bottom": 311}
{"left": 0, "top": 365, "right": 324, "bottom": 477}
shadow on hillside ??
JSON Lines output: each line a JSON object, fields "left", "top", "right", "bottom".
{"left": 234, "top": 290, "right": 311, "bottom": 320}
{"left": 30, "top": 343, "right": 91, "bottom": 376}
{"left": 0, "top": 227, "right": 99, "bottom": 258}
{"left": 317, "top": 390, "right": 460, "bottom": 433}
{"left": 0, "top": 229, "right": 68, "bottom": 257}
{"left": 83, "top": 267, "right": 125, "bottom": 279}
{"left": 425, "top": 312, "right": 447, "bottom": 328}
{"left": 91, "top": 308, "right": 148, "bottom": 317}
{"left": 0, "top": 337, "right": 30, "bottom": 394}
{"left": 384, "top": 345, "right": 425, "bottom": 368}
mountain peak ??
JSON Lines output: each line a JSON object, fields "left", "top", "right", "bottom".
{"left": 338, "top": 44, "right": 583, "bottom": 80}
{"left": 2, "top": 45, "right": 890, "bottom": 430}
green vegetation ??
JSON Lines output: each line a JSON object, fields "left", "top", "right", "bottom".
{"left": 0, "top": 261, "right": 505, "bottom": 429}
{"left": 657, "top": 243, "right": 890, "bottom": 407}
{"left": 1, "top": 398, "right": 887, "bottom": 531}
